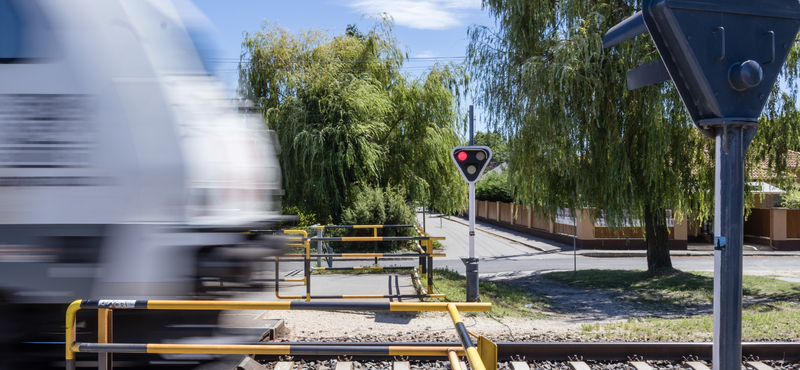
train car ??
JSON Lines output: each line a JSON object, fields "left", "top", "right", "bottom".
{"left": 0, "top": 0, "right": 285, "bottom": 367}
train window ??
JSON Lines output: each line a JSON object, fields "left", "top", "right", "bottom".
{"left": 0, "top": 0, "right": 59, "bottom": 63}
{"left": 0, "top": 0, "right": 22, "bottom": 62}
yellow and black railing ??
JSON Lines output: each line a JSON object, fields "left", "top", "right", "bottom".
{"left": 447, "top": 303, "right": 497, "bottom": 370}
{"left": 249, "top": 226, "right": 445, "bottom": 300}
{"left": 65, "top": 300, "right": 494, "bottom": 370}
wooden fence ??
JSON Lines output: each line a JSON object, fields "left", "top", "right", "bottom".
{"left": 744, "top": 209, "right": 771, "bottom": 238}
{"left": 788, "top": 210, "right": 800, "bottom": 239}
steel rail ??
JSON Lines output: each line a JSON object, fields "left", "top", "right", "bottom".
{"left": 249, "top": 341, "right": 800, "bottom": 362}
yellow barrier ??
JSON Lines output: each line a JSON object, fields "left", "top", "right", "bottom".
{"left": 65, "top": 300, "right": 492, "bottom": 370}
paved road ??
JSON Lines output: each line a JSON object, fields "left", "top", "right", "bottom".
{"left": 416, "top": 211, "right": 800, "bottom": 278}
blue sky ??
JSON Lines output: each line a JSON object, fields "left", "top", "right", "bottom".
{"left": 190, "top": 0, "right": 496, "bottom": 132}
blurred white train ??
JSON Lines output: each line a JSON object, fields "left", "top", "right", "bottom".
{"left": 0, "top": 0, "right": 285, "bottom": 366}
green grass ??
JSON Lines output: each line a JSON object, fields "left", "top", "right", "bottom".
{"left": 543, "top": 269, "right": 800, "bottom": 310}
{"left": 579, "top": 302, "right": 800, "bottom": 341}
{"left": 420, "top": 268, "right": 551, "bottom": 318}
{"left": 545, "top": 270, "right": 800, "bottom": 341}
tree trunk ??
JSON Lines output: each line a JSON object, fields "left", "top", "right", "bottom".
{"left": 644, "top": 204, "right": 673, "bottom": 273}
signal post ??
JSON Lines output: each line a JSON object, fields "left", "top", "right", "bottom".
{"left": 451, "top": 146, "right": 492, "bottom": 302}
{"left": 604, "top": 1, "right": 800, "bottom": 368}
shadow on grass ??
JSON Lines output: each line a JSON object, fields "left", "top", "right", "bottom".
{"left": 542, "top": 269, "right": 800, "bottom": 309}
{"left": 425, "top": 268, "right": 553, "bottom": 318}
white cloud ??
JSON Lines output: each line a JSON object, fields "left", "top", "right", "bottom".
{"left": 347, "top": 0, "right": 481, "bottom": 30}
{"left": 414, "top": 51, "right": 437, "bottom": 58}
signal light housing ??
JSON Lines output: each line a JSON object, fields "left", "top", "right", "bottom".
{"left": 451, "top": 146, "right": 493, "bottom": 183}
{"left": 603, "top": 0, "right": 800, "bottom": 137}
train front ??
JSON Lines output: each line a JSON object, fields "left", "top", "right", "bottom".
{"left": 0, "top": 0, "right": 286, "bottom": 367}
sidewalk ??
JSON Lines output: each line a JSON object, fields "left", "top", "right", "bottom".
{"left": 438, "top": 214, "right": 800, "bottom": 258}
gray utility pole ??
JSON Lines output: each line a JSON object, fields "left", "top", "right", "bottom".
{"left": 603, "top": 1, "right": 800, "bottom": 369}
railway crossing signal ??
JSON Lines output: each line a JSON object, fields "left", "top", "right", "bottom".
{"left": 604, "top": 1, "right": 800, "bottom": 370}
{"left": 451, "top": 145, "right": 492, "bottom": 302}
{"left": 451, "top": 146, "right": 493, "bottom": 183}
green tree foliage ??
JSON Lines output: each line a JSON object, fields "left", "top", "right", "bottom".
{"left": 467, "top": 0, "right": 800, "bottom": 273}
{"left": 474, "top": 131, "right": 508, "bottom": 162}
{"left": 239, "top": 18, "right": 468, "bottom": 222}
{"left": 476, "top": 170, "right": 513, "bottom": 202}
{"left": 337, "top": 186, "right": 417, "bottom": 251}
{"left": 781, "top": 184, "right": 800, "bottom": 209}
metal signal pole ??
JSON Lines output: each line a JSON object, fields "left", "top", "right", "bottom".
{"left": 711, "top": 122, "right": 756, "bottom": 370}
{"left": 465, "top": 104, "right": 479, "bottom": 302}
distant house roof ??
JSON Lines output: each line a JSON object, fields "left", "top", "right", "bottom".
{"left": 750, "top": 150, "right": 800, "bottom": 182}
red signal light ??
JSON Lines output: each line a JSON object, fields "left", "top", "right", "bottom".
{"left": 457, "top": 151, "right": 467, "bottom": 161}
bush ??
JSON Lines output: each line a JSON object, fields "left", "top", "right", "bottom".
{"left": 280, "top": 205, "right": 323, "bottom": 229}
{"left": 782, "top": 183, "right": 800, "bottom": 209}
{"left": 476, "top": 170, "right": 514, "bottom": 203}
{"left": 334, "top": 186, "right": 417, "bottom": 252}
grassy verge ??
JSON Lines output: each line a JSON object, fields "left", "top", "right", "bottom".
{"left": 546, "top": 269, "right": 800, "bottom": 341}
{"left": 579, "top": 301, "right": 800, "bottom": 341}
{"left": 421, "top": 268, "right": 551, "bottom": 318}
{"left": 543, "top": 269, "right": 800, "bottom": 310}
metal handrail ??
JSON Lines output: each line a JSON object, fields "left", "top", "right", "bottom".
{"left": 65, "top": 300, "right": 492, "bottom": 370}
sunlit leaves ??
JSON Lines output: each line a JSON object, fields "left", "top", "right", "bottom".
{"left": 467, "top": 0, "right": 799, "bottom": 230}
{"left": 239, "top": 18, "right": 468, "bottom": 221}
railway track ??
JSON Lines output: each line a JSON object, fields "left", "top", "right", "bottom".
{"left": 245, "top": 342, "right": 800, "bottom": 370}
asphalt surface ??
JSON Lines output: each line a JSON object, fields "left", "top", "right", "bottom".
{"left": 416, "top": 211, "right": 800, "bottom": 279}
{"left": 260, "top": 212, "right": 800, "bottom": 301}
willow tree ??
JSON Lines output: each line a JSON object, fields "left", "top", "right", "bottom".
{"left": 239, "top": 19, "right": 467, "bottom": 222}
{"left": 467, "top": 0, "right": 800, "bottom": 272}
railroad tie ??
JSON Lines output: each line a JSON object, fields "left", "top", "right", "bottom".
{"left": 683, "top": 361, "right": 711, "bottom": 370}
{"left": 510, "top": 361, "right": 531, "bottom": 370}
{"left": 335, "top": 361, "right": 354, "bottom": 370}
{"left": 628, "top": 361, "right": 653, "bottom": 370}
{"left": 274, "top": 361, "right": 295, "bottom": 370}
{"left": 238, "top": 357, "right": 268, "bottom": 370}
{"left": 394, "top": 361, "right": 411, "bottom": 370}
{"left": 568, "top": 361, "right": 592, "bottom": 370}
{"left": 745, "top": 361, "right": 775, "bottom": 370}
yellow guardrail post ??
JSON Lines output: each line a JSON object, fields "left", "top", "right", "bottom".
{"left": 426, "top": 237, "right": 434, "bottom": 294}
{"left": 98, "top": 308, "right": 112, "bottom": 370}
{"left": 280, "top": 230, "right": 310, "bottom": 301}
{"left": 446, "top": 303, "right": 489, "bottom": 370}
{"left": 65, "top": 300, "right": 81, "bottom": 370}
{"left": 447, "top": 348, "right": 464, "bottom": 370}
{"left": 373, "top": 226, "right": 379, "bottom": 266}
